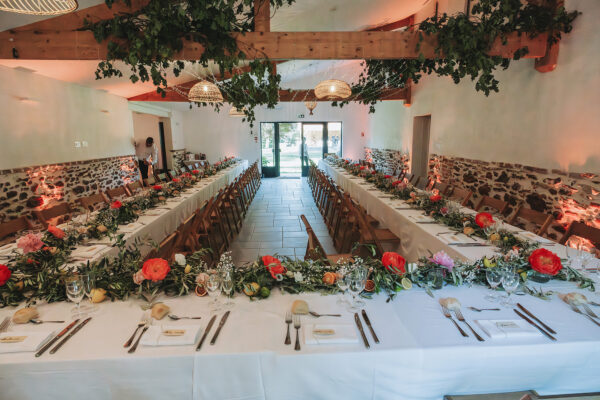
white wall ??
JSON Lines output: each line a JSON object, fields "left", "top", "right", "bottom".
{"left": 0, "top": 65, "right": 134, "bottom": 170}
{"left": 365, "top": 0, "right": 600, "bottom": 173}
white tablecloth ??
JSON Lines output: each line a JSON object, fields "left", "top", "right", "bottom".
{"left": 317, "top": 160, "right": 590, "bottom": 264}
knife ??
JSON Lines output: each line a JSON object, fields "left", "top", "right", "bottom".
{"left": 361, "top": 310, "right": 379, "bottom": 343}
{"left": 196, "top": 315, "right": 217, "bottom": 351}
{"left": 447, "top": 242, "right": 489, "bottom": 247}
{"left": 35, "top": 319, "right": 80, "bottom": 357}
{"left": 513, "top": 310, "right": 556, "bottom": 341}
{"left": 354, "top": 313, "right": 370, "bottom": 349}
{"left": 49, "top": 317, "right": 92, "bottom": 354}
{"left": 517, "top": 303, "right": 556, "bottom": 334}
{"left": 210, "top": 311, "right": 230, "bottom": 345}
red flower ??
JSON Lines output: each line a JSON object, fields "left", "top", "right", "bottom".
{"left": 359, "top": 166, "right": 366, "bottom": 170}
{"left": 142, "top": 258, "right": 171, "bottom": 282}
{"left": 192, "top": 170, "right": 200, "bottom": 175}
{"left": 430, "top": 194, "right": 442, "bottom": 202}
{"left": 344, "top": 160, "right": 350, "bottom": 164}
{"left": 47, "top": 225, "right": 65, "bottom": 239}
{"left": 152, "top": 185, "right": 162, "bottom": 191}
{"left": 392, "top": 180, "right": 403, "bottom": 186}
{"left": 371, "top": 170, "right": 377, "bottom": 175}
{"left": 172, "top": 178, "right": 180, "bottom": 183}
{"left": 384, "top": 175, "right": 392, "bottom": 179}
{"left": 381, "top": 252, "right": 406, "bottom": 275}
{"left": 475, "top": 212, "right": 495, "bottom": 228}
{"left": 262, "top": 255, "right": 286, "bottom": 279}
{"left": 110, "top": 200, "right": 122, "bottom": 209}
{"left": 0, "top": 264, "right": 11, "bottom": 286}
{"left": 529, "top": 248, "right": 563, "bottom": 276}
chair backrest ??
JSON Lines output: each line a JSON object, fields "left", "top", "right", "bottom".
{"left": 559, "top": 221, "right": 600, "bottom": 247}
{"left": 168, "top": 169, "right": 180, "bottom": 180}
{"left": 155, "top": 172, "right": 169, "bottom": 182}
{"left": 0, "top": 216, "right": 33, "bottom": 241}
{"left": 474, "top": 195, "right": 509, "bottom": 215}
{"left": 127, "top": 181, "right": 144, "bottom": 195}
{"left": 146, "top": 231, "right": 179, "bottom": 262}
{"left": 415, "top": 176, "right": 429, "bottom": 190}
{"left": 143, "top": 175, "right": 157, "bottom": 186}
{"left": 78, "top": 193, "right": 109, "bottom": 212}
{"left": 173, "top": 212, "right": 198, "bottom": 253}
{"left": 433, "top": 181, "right": 450, "bottom": 195}
{"left": 300, "top": 215, "right": 328, "bottom": 261}
{"left": 106, "top": 186, "right": 130, "bottom": 200}
{"left": 508, "top": 204, "right": 553, "bottom": 236}
{"left": 403, "top": 173, "right": 413, "bottom": 184}
{"left": 345, "top": 196, "right": 385, "bottom": 258}
{"left": 447, "top": 186, "right": 473, "bottom": 207}
{"left": 34, "top": 202, "right": 73, "bottom": 227}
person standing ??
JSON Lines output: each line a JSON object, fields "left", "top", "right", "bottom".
{"left": 136, "top": 137, "right": 159, "bottom": 180}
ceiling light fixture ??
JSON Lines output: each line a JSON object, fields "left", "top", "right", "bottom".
{"left": 314, "top": 79, "right": 352, "bottom": 101}
{"left": 0, "top": 0, "right": 77, "bottom": 15}
{"left": 188, "top": 80, "right": 223, "bottom": 103}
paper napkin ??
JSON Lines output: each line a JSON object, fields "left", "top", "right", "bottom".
{"left": 304, "top": 324, "right": 359, "bottom": 345}
{"left": 0, "top": 329, "right": 55, "bottom": 354}
{"left": 140, "top": 325, "right": 202, "bottom": 347}
{"left": 475, "top": 319, "right": 541, "bottom": 339}
{"left": 70, "top": 244, "right": 108, "bottom": 260}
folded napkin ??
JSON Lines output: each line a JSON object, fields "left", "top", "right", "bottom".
{"left": 517, "top": 231, "right": 554, "bottom": 245}
{"left": 70, "top": 244, "right": 108, "bottom": 260}
{"left": 119, "top": 222, "right": 144, "bottom": 233}
{"left": 304, "top": 324, "right": 359, "bottom": 345}
{"left": 140, "top": 325, "right": 202, "bottom": 347}
{"left": 475, "top": 319, "right": 541, "bottom": 339}
{"left": 0, "top": 329, "right": 55, "bottom": 354}
{"left": 409, "top": 214, "right": 434, "bottom": 223}
{"left": 438, "top": 233, "right": 475, "bottom": 245}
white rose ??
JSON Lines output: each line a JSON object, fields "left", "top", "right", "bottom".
{"left": 174, "top": 253, "right": 186, "bottom": 266}
{"left": 294, "top": 272, "right": 304, "bottom": 283}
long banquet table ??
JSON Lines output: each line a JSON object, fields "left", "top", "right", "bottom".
{"left": 1, "top": 159, "right": 600, "bottom": 400}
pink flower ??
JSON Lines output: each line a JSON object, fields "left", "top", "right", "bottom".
{"left": 440, "top": 207, "right": 449, "bottom": 216}
{"left": 133, "top": 269, "right": 145, "bottom": 285}
{"left": 410, "top": 192, "right": 417, "bottom": 199}
{"left": 384, "top": 175, "right": 392, "bottom": 179}
{"left": 429, "top": 251, "right": 455, "bottom": 271}
{"left": 17, "top": 233, "right": 45, "bottom": 254}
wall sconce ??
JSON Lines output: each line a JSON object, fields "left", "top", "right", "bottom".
{"left": 14, "top": 96, "right": 38, "bottom": 105}
{"left": 100, "top": 109, "right": 110, "bottom": 114}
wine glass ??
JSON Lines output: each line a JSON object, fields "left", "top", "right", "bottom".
{"left": 566, "top": 242, "right": 582, "bottom": 275}
{"left": 80, "top": 273, "right": 98, "bottom": 314}
{"left": 336, "top": 268, "right": 349, "bottom": 306}
{"left": 221, "top": 271, "right": 234, "bottom": 309}
{"left": 485, "top": 269, "right": 502, "bottom": 302}
{"left": 65, "top": 276, "right": 86, "bottom": 318}
{"left": 346, "top": 268, "right": 367, "bottom": 311}
{"left": 207, "top": 274, "right": 222, "bottom": 312}
{"left": 500, "top": 273, "right": 520, "bottom": 307}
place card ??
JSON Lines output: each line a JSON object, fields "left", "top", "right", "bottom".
{"left": 304, "top": 324, "right": 358, "bottom": 345}
{"left": 0, "top": 330, "right": 55, "bottom": 354}
{"left": 475, "top": 319, "right": 541, "bottom": 339}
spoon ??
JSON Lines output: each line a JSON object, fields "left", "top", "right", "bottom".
{"left": 308, "top": 311, "right": 342, "bottom": 318}
{"left": 168, "top": 314, "right": 202, "bottom": 320}
{"left": 467, "top": 307, "right": 500, "bottom": 312}
{"left": 29, "top": 319, "right": 65, "bottom": 324}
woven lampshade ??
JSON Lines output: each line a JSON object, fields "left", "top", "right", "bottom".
{"left": 228, "top": 106, "right": 246, "bottom": 117}
{"left": 314, "top": 79, "right": 352, "bottom": 100}
{"left": 188, "top": 80, "right": 223, "bottom": 103}
{"left": 304, "top": 101, "right": 317, "bottom": 115}
{"left": 0, "top": 0, "right": 77, "bottom": 15}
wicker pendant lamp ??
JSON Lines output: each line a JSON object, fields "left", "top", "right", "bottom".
{"left": 0, "top": 0, "right": 77, "bottom": 15}
{"left": 304, "top": 101, "right": 317, "bottom": 115}
{"left": 188, "top": 80, "right": 223, "bottom": 103}
{"left": 314, "top": 79, "right": 352, "bottom": 100}
{"left": 228, "top": 106, "right": 246, "bottom": 117}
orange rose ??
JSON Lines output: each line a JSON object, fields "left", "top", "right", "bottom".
{"left": 322, "top": 272, "right": 337, "bottom": 285}
{"left": 475, "top": 212, "right": 494, "bottom": 228}
{"left": 529, "top": 248, "right": 563, "bottom": 276}
{"left": 262, "top": 255, "right": 286, "bottom": 279}
{"left": 142, "top": 258, "right": 171, "bottom": 282}
{"left": 110, "top": 200, "right": 122, "bottom": 209}
{"left": 47, "top": 225, "right": 65, "bottom": 239}
{"left": 382, "top": 252, "right": 406, "bottom": 275}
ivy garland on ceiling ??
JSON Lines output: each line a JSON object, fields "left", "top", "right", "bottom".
{"left": 336, "top": 0, "right": 580, "bottom": 112}
{"left": 84, "top": 0, "right": 579, "bottom": 122}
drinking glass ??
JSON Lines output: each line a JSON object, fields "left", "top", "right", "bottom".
{"left": 336, "top": 269, "right": 349, "bottom": 306}
{"left": 207, "top": 274, "right": 222, "bottom": 311}
{"left": 80, "top": 273, "right": 98, "bottom": 314}
{"left": 65, "top": 276, "right": 86, "bottom": 317}
{"left": 485, "top": 269, "right": 502, "bottom": 302}
{"left": 500, "top": 273, "right": 520, "bottom": 307}
{"left": 221, "top": 271, "right": 234, "bottom": 309}
{"left": 346, "top": 268, "right": 367, "bottom": 311}
{"left": 566, "top": 243, "right": 582, "bottom": 276}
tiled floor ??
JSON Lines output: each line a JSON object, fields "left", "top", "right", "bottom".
{"left": 230, "top": 177, "right": 336, "bottom": 264}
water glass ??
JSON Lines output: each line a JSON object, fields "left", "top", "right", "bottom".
{"left": 336, "top": 270, "right": 349, "bottom": 306}
{"left": 500, "top": 273, "right": 520, "bottom": 307}
{"left": 221, "top": 271, "right": 234, "bottom": 309}
{"left": 65, "top": 276, "right": 86, "bottom": 317}
{"left": 207, "top": 274, "right": 222, "bottom": 311}
{"left": 80, "top": 273, "right": 98, "bottom": 314}
{"left": 346, "top": 268, "right": 367, "bottom": 311}
{"left": 485, "top": 269, "right": 502, "bottom": 302}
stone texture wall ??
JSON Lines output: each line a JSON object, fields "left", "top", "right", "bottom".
{"left": 427, "top": 154, "right": 600, "bottom": 241}
{"left": 364, "top": 147, "right": 410, "bottom": 175}
{"left": 0, "top": 156, "right": 140, "bottom": 223}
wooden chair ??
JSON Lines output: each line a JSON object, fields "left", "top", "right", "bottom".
{"left": 301, "top": 215, "right": 353, "bottom": 265}
{"left": 414, "top": 176, "right": 430, "bottom": 190}
{"left": 106, "top": 186, "right": 130, "bottom": 200}
{"left": 432, "top": 181, "right": 450, "bottom": 195}
{"left": 0, "top": 216, "right": 34, "bottom": 243}
{"left": 78, "top": 193, "right": 109, "bottom": 212}
{"left": 508, "top": 204, "right": 553, "bottom": 236}
{"left": 143, "top": 175, "right": 157, "bottom": 187}
{"left": 447, "top": 186, "right": 473, "bottom": 207}
{"left": 145, "top": 231, "right": 179, "bottom": 263}
{"left": 474, "top": 195, "right": 509, "bottom": 215}
{"left": 127, "top": 181, "right": 144, "bottom": 195}
{"left": 155, "top": 171, "right": 170, "bottom": 182}
{"left": 559, "top": 221, "right": 600, "bottom": 247}
{"left": 34, "top": 202, "right": 73, "bottom": 227}
{"left": 172, "top": 212, "right": 200, "bottom": 255}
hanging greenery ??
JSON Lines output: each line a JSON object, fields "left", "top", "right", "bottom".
{"left": 335, "top": 0, "right": 579, "bottom": 112}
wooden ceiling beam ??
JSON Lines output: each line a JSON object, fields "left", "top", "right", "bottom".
{"left": 0, "top": 30, "right": 547, "bottom": 60}
{"left": 254, "top": 0, "right": 270, "bottom": 32}
{"left": 127, "top": 87, "right": 410, "bottom": 102}
{"left": 533, "top": 0, "right": 563, "bottom": 73}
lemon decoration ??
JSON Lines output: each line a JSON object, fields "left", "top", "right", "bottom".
{"left": 90, "top": 288, "right": 107, "bottom": 303}
{"left": 243, "top": 282, "right": 260, "bottom": 297}
{"left": 401, "top": 277, "right": 412, "bottom": 290}
{"left": 184, "top": 264, "right": 192, "bottom": 274}
{"left": 483, "top": 257, "right": 497, "bottom": 268}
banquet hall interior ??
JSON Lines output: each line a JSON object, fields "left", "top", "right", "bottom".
{"left": 0, "top": 0, "right": 599, "bottom": 399}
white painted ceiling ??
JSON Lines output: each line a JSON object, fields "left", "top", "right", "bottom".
{"left": 0, "top": 0, "right": 431, "bottom": 98}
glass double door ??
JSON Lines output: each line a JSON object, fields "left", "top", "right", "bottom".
{"left": 261, "top": 122, "right": 342, "bottom": 177}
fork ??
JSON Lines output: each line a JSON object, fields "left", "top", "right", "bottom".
{"left": 284, "top": 312, "right": 292, "bottom": 345}
{"left": 571, "top": 305, "right": 600, "bottom": 327}
{"left": 581, "top": 304, "right": 598, "bottom": 319}
{"left": 467, "top": 307, "right": 501, "bottom": 312}
{"left": 441, "top": 307, "right": 468, "bottom": 337}
{"left": 124, "top": 316, "right": 147, "bottom": 347}
{"left": 308, "top": 311, "right": 342, "bottom": 318}
{"left": 128, "top": 324, "right": 149, "bottom": 354}
{"left": 454, "top": 309, "right": 484, "bottom": 341}
{"left": 294, "top": 315, "right": 301, "bottom": 351}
